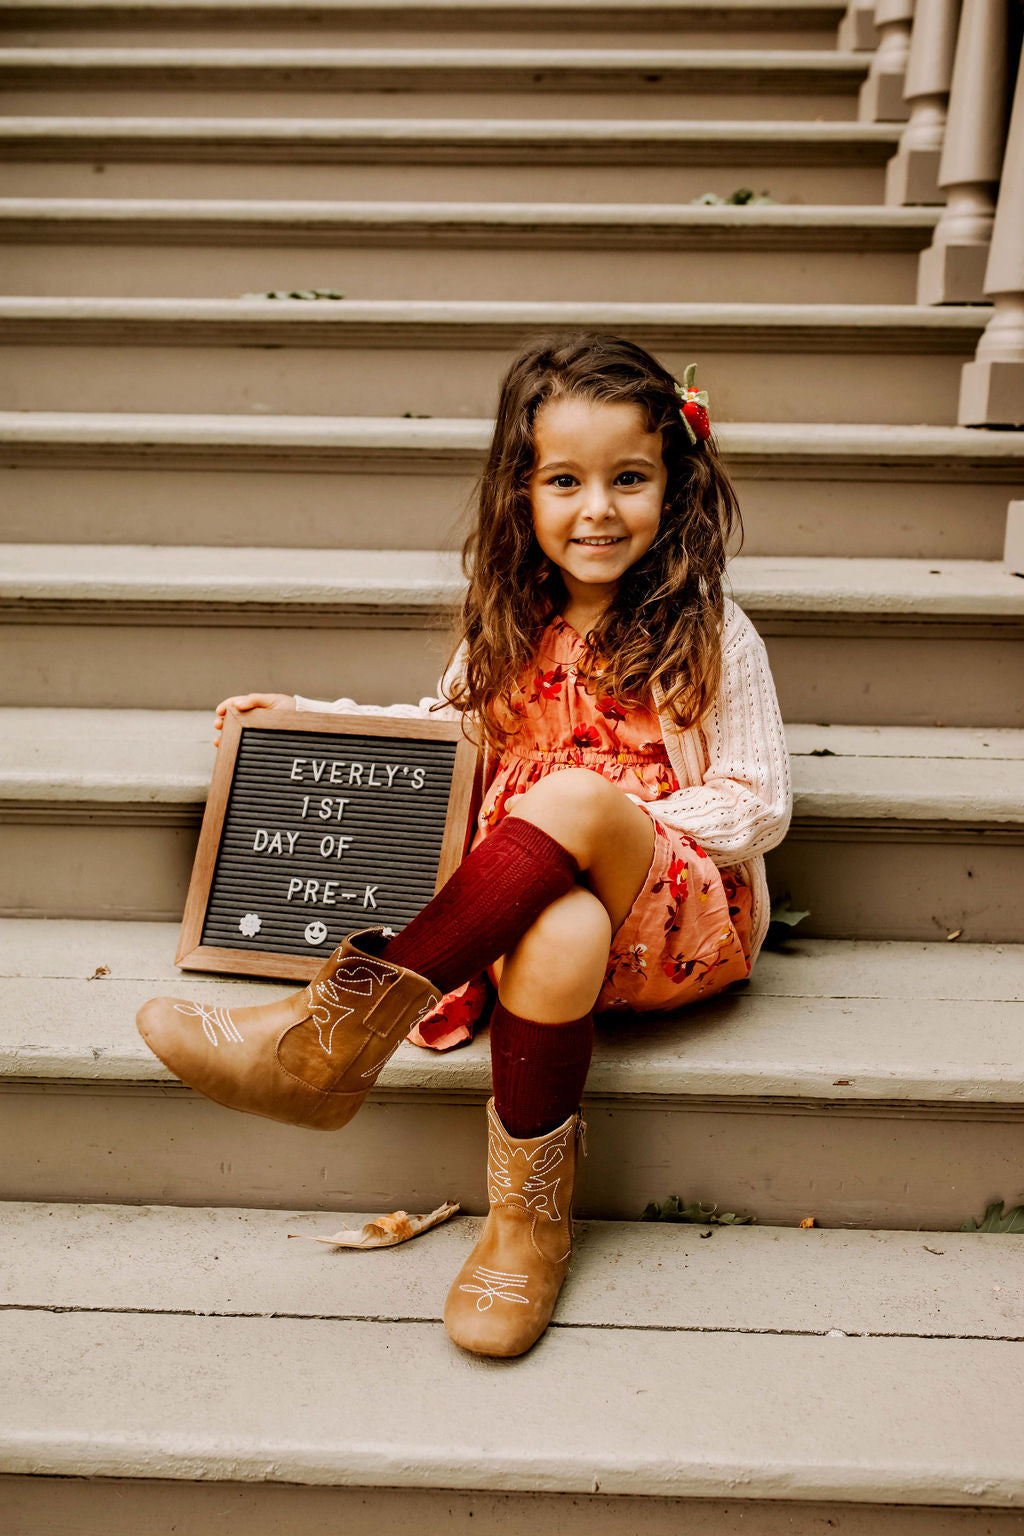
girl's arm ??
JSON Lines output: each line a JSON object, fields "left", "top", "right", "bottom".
{"left": 631, "top": 610, "right": 792, "bottom": 864}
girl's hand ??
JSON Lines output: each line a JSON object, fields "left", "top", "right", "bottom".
{"left": 214, "top": 692, "right": 293, "bottom": 746}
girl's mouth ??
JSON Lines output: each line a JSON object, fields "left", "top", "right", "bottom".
{"left": 571, "top": 536, "right": 626, "bottom": 546}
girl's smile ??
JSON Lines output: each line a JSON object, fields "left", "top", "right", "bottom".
{"left": 528, "top": 395, "right": 667, "bottom": 629}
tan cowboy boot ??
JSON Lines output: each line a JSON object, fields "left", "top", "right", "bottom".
{"left": 136, "top": 927, "right": 439, "bottom": 1132}
{"left": 444, "top": 1096, "right": 586, "bottom": 1358}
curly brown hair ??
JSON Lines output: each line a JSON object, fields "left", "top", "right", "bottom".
{"left": 439, "top": 331, "right": 743, "bottom": 752}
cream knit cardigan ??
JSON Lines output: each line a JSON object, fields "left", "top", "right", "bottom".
{"left": 296, "top": 598, "right": 792, "bottom": 963}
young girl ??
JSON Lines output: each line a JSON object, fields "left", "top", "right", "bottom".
{"left": 138, "top": 332, "right": 791, "bottom": 1360}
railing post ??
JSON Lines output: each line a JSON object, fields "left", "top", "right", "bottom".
{"left": 839, "top": 0, "right": 881, "bottom": 49}
{"left": 859, "top": 0, "right": 915, "bottom": 119}
{"left": 886, "top": 0, "right": 962, "bottom": 202}
{"left": 916, "top": 0, "right": 1011, "bottom": 303}
{"left": 959, "top": 38, "right": 1024, "bottom": 425}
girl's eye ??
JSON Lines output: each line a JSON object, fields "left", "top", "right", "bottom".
{"left": 616, "top": 472, "right": 645, "bottom": 486}
{"left": 549, "top": 475, "right": 578, "bottom": 489}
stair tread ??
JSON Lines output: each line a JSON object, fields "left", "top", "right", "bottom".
{"left": 3, "top": 545, "right": 1022, "bottom": 616}
{"left": 0, "top": 197, "right": 937, "bottom": 241}
{"left": 0, "top": 294, "right": 986, "bottom": 342}
{"left": 0, "top": 113, "right": 904, "bottom": 148}
{"left": 1, "top": 1201, "right": 1022, "bottom": 1500}
{"left": 1, "top": 917, "right": 1022, "bottom": 1100}
{"left": 2, "top": 709, "right": 1021, "bottom": 814}
{"left": 0, "top": 43, "right": 870, "bottom": 66}
{"left": 2, "top": 1199, "right": 1020, "bottom": 1334}
{"left": 6, "top": 412, "right": 1022, "bottom": 475}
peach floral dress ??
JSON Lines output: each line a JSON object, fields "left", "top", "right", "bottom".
{"left": 409, "top": 615, "right": 754, "bottom": 1050}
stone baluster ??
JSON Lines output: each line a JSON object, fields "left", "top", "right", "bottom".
{"left": 859, "top": 0, "right": 915, "bottom": 120}
{"left": 917, "top": 0, "right": 1011, "bottom": 303}
{"left": 886, "top": 0, "right": 962, "bottom": 202}
{"left": 959, "top": 38, "right": 1024, "bottom": 425}
{"left": 839, "top": 0, "right": 880, "bottom": 50}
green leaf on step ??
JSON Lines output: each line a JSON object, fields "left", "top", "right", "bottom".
{"left": 762, "top": 894, "right": 811, "bottom": 951}
{"left": 641, "top": 1195, "right": 756, "bottom": 1225}
{"left": 769, "top": 896, "right": 811, "bottom": 928}
{"left": 689, "top": 188, "right": 776, "bottom": 206}
{"left": 242, "top": 289, "right": 347, "bottom": 300}
{"left": 960, "top": 1201, "right": 1024, "bottom": 1233}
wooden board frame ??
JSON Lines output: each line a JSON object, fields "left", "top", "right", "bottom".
{"left": 176, "top": 707, "right": 481, "bottom": 982}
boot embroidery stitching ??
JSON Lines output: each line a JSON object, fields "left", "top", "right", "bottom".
{"left": 307, "top": 987, "right": 356, "bottom": 1056}
{"left": 487, "top": 1110, "right": 572, "bottom": 1223}
{"left": 357, "top": 996, "right": 440, "bottom": 1080}
{"left": 173, "top": 1001, "right": 243, "bottom": 1047}
{"left": 305, "top": 961, "right": 400, "bottom": 1056}
{"left": 459, "top": 1266, "right": 530, "bottom": 1311}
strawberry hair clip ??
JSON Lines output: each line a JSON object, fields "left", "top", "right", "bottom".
{"left": 674, "top": 363, "right": 711, "bottom": 445}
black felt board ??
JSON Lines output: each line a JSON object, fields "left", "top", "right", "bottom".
{"left": 177, "top": 708, "right": 479, "bottom": 981}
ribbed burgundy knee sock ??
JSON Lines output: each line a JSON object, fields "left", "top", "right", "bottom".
{"left": 489, "top": 999, "right": 594, "bottom": 1139}
{"left": 381, "top": 815, "right": 578, "bottom": 997}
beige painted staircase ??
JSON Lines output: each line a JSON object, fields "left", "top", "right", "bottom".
{"left": 1, "top": 2, "right": 1023, "bottom": 1531}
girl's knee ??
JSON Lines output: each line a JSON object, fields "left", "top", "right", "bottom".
{"left": 509, "top": 765, "right": 617, "bottom": 830}
{"left": 519, "top": 886, "right": 611, "bottom": 963}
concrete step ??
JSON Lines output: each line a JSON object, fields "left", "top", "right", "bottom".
{"left": 0, "top": 46, "right": 869, "bottom": 120}
{"left": 0, "top": 0, "right": 849, "bottom": 51}
{"left": 0, "top": 116, "right": 901, "bottom": 203}
{"left": 2, "top": 545, "right": 1021, "bottom": 725}
{"left": 2, "top": 920, "right": 1024, "bottom": 1224}
{"left": 0, "top": 298, "right": 988, "bottom": 424}
{"left": 0, "top": 198, "right": 934, "bottom": 303}
{"left": 3, "top": 412, "right": 1022, "bottom": 559}
{"left": 3, "top": 1204, "right": 1022, "bottom": 1533}
{"left": 1, "top": 711, "right": 1020, "bottom": 940}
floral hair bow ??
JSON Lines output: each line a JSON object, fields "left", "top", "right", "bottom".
{"left": 674, "top": 363, "right": 711, "bottom": 446}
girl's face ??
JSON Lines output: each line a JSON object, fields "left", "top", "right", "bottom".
{"left": 528, "top": 395, "right": 667, "bottom": 618}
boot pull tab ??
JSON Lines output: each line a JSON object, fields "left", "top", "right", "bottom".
{"left": 576, "top": 1114, "right": 588, "bottom": 1159}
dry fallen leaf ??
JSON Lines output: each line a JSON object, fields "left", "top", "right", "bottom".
{"left": 87, "top": 965, "right": 111, "bottom": 980}
{"left": 946, "top": 929, "right": 963, "bottom": 941}
{"left": 799, "top": 1217, "right": 817, "bottom": 1228}
{"left": 289, "top": 1200, "right": 460, "bottom": 1249}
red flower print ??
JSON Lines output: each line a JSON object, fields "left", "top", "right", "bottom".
{"left": 652, "top": 765, "right": 676, "bottom": 798}
{"left": 683, "top": 835, "right": 708, "bottom": 860}
{"left": 652, "top": 857, "right": 688, "bottom": 904}
{"left": 596, "top": 695, "right": 626, "bottom": 724}
{"left": 482, "top": 785, "right": 518, "bottom": 829}
{"left": 663, "top": 954, "right": 700, "bottom": 984}
{"left": 572, "top": 724, "right": 601, "bottom": 751}
{"left": 530, "top": 664, "right": 567, "bottom": 702}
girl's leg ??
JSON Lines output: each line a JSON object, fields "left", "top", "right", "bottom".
{"left": 383, "top": 767, "right": 654, "bottom": 995}
{"left": 490, "top": 887, "right": 609, "bottom": 1137}
{"left": 496, "top": 882, "right": 611, "bottom": 1022}
{"left": 506, "top": 766, "right": 655, "bottom": 936}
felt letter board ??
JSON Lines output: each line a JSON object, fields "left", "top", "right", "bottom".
{"left": 176, "top": 708, "right": 479, "bottom": 981}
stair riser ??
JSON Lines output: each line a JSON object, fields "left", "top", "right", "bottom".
{"left": 2, "top": 465, "right": 1012, "bottom": 560}
{"left": 3, "top": 1082, "right": 1022, "bottom": 1227}
{"left": 0, "top": 160, "right": 888, "bottom": 205}
{"left": 3, "top": 620, "right": 1021, "bottom": 727}
{"left": 0, "top": 243, "right": 920, "bottom": 305}
{"left": 7, "top": 1480, "right": 1024, "bottom": 1536}
{"left": 3, "top": 817, "right": 1019, "bottom": 941}
{"left": 0, "top": 346, "right": 971, "bottom": 425}
{"left": 0, "top": 87, "right": 860, "bottom": 120}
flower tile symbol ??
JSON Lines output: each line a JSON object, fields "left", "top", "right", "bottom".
{"left": 238, "top": 912, "right": 262, "bottom": 938}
